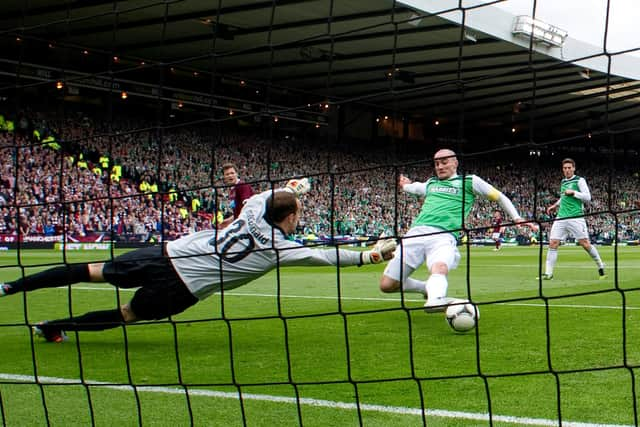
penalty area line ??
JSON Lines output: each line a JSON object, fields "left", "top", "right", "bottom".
{"left": 0, "top": 373, "right": 630, "bottom": 427}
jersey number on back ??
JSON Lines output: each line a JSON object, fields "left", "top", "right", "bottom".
{"left": 209, "top": 220, "right": 255, "bottom": 262}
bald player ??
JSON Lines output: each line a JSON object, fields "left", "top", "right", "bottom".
{"left": 379, "top": 149, "right": 538, "bottom": 312}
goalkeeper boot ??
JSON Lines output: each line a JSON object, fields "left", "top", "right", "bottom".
{"left": 0, "top": 283, "right": 12, "bottom": 297}
{"left": 33, "top": 322, "right": 68, "bottom": 343}
{"left": 537, "top": 274, "right": 553, "bottom": 280}
{"left": 423, "top": 296, "right": 456, "bottom": 313}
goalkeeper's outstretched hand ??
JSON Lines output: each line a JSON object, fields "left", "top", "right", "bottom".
{"left": 361, "top": 238, "right": 397, "bottom": 265}
{"left": 285, "top": 178, "right": 311, "bottom": 195}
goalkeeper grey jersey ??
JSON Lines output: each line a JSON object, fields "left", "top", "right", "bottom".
{"left": 167, "top": 189, "right": 362, "bottom": 299}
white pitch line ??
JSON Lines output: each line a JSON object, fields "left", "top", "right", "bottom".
{"left": 55, "top": 286, "right": 640, "bottom": 310}
{"left": 461, "top": 264, "right": 640, "bottom": 269}
{"left": 0, "top": 373, "right": 632, "bottom": 427}
{"left": 496, "top": 302, "right": 640, "bottom": 310}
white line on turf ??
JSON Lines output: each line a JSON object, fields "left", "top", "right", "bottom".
{"left": 61, "top": 286, "right": 640, "bottom": 310}
{"left": 0, "top": 373, "right": 631, "bottom": 427}
{"left": 470, "top": 264, "right": 640, "bottom": 269}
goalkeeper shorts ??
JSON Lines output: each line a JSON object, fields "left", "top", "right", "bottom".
{"left": 102, "top": 246, "right": 199, "bottom": 320}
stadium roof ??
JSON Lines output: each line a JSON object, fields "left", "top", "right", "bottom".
{"left": 0, "top": 0, "right": 638, "bottom": 140}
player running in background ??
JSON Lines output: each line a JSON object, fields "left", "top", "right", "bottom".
{"left": 0, "top": 179, "right": 396, "bottom": 342}
{"left": 490, "top": 210, "right": 504, "bottom": 251}
{"left": 379, "top": 148, "right": 538, "bottom": 312}
{"left": 541, "top": 158, "right": 605, "bottom": 280}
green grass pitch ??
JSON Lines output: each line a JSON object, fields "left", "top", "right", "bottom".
{"left": 1, "top": 245, "right": 640, "bottom": 426}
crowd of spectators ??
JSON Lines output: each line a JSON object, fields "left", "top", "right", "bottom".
{"left": 0, "top": 109, "right": 638, "bottom": 244}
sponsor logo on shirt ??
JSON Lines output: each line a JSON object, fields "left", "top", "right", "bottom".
{"left": 429, "top": 185, "right": 459, "bottom": 194}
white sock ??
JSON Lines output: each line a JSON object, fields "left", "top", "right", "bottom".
{"left": 402, "top": 277, "right": 427, "bottom": 295}
{"left": 425, "top": 274, "right": 448, "bottom": 303}
{"left": 545, "top": 248, "right": 558, "bottom": 275}
{"left": 587, "top": 246, "right": 604, "bottom": 269}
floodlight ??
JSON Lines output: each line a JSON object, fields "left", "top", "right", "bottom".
{"left": 385, "top": 68, "right": 416, "bottom": 84}
{"left": 512, "top": 16, "right": 567, "bottom": 47}
{"left": 407, "top": 13, "right": 422, "bottom": 27}
{"left": 464, "top": 31, "right": 477, "bottom": 43}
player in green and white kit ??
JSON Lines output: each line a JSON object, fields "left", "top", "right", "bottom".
{"left": 541, "top": 158, "right": 605, "bottom": 280}
{"left": 379, "top": 149, "right": 538, "bottom": 312}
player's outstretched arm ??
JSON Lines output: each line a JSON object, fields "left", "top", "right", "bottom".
{"left": 472, "top": 175, "right": 538, "bottom": 232}
{"left": 360, "top": 238, "right": 397, "bottom": 264}
{"left": 247, "top": 178, "right": 311, "bottom": 210}
{"left": 277, "top": 238, "right": 397, "bottom": 267}
{"left": 250, "top": 178, "right": 311, "bottom": 204}
{"left": 285, "top": 178, "right": 311, "bottom": 196}
{"left": 399, "top": 174, "right": 427, "bottom": 196}
{"left": 399, "top": 174, "right": 412, "bottom": 187}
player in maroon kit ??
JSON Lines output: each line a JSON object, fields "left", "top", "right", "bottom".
{"left": 219, "top": 163, "right": 254, "bottom": 229}
{"left": 490, "top": 210, "right": 504, "bottom": 251}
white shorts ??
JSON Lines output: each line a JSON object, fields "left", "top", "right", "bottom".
{"left": 383, "top": 226, "right": 461, "bottom": 282}
{"left": 491, "top": 232, "right": 501, "bottom": 241}
{"left": 549, "top": 217, "right": 589, "bottom": 241}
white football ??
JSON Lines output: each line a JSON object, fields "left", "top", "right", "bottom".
{"left": 445, "top": 301, "right": 479, "bottom": 332}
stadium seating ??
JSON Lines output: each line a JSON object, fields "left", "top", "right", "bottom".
{"left": 0, "top": 110, "right": 638, "bottom": 244}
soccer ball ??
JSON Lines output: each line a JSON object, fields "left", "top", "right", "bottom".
{"left": 445, "top": 301, "right": 479, "bottom": 332}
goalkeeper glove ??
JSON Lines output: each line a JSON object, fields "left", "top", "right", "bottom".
{"left": 285, "top": 178, "right": 311, "bottom": 195}
{"left": 360, "top": 238, "right": 397, "bottom": 265}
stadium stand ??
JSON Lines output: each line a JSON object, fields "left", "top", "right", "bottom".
{"left": 1, "top": 109, "right": 637, "bottom": 245}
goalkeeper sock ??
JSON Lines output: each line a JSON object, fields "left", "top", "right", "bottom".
{"left": 402, "top": 278, "right": 427, "bottom": 295}
{"left": 6, "top": 264, "right": 90, "bottom": 294}
{"left": 545, "top": 248, "right": 558, "bottom": 276}
{"left": 47, "top": 309, "right": 125, "bottom": 331}
{"left": 425, "top": 274, "right": 448, "bottom": 303}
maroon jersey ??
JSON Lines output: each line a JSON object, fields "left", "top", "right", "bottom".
{"left": 491, "top": 217, "right": 502, "bottom": 233}
{"left": 229, "top": 180, "right": 254, "bottom": 218}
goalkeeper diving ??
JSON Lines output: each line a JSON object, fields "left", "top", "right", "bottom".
{"left": 0, "top": 177, "right": 396, "bottom": 343}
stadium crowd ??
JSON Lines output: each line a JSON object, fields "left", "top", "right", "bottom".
{"left": 0, "top": 109, "right": 638, "bottom": 244}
